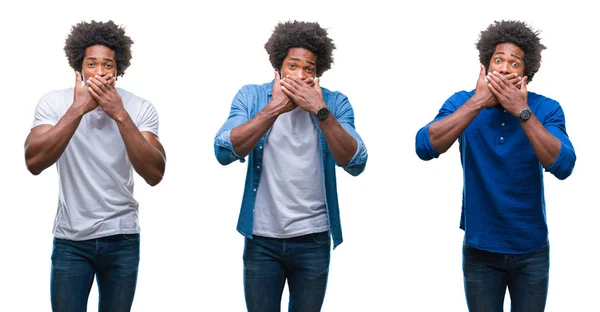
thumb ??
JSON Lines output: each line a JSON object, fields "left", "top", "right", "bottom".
{"left": 520, "top": 76, "right": 528, "bottom": 93}
{"left": 479, "top": 64, "right": 487, "bottom": 81}
{"left": 75, "top": 71, "right": 82, "bottom": 86}
{"left": 314, "top": 76, "right": 321, "bottom": 90}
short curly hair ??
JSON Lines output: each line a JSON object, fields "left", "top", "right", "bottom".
{"left": 476, "top": 20, "right": 546, "bottom": 82}
{"left": 64, "top": 20, "right": 134, "bottom": 77}
{"left": 264, "top": 20, "right": 335, "bottom": 77}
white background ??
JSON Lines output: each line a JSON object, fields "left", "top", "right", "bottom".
{"left": 1, "top": 0, "right": 597, "bottom": 311}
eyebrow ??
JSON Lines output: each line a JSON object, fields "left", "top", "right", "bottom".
{"left": 493, "top": 51, "right": 522, "bottom": 61}
{"left": 85, "top": 57, "right": 115, "bottom": 62}
{"left": 289, "top": 57, "right": 316, "bottom": 66}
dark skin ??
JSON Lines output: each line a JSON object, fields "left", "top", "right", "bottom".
{"left": 231, "top": 47, "right": 357, "bottom": 166}
{"left": 486, "top": 43, "right": 561, "bottom": 167}
{"left": 429, "top": 43, "right": 561, "bottom": 167}
{"left": 428, "top": 45, "right": 525, "bottom": 154}
{"left": 25, "top": 45, "right": 166, "bottom": 186}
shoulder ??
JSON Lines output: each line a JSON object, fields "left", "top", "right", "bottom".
{"left": 321, "top": 86, "right": 349, "bottom": 106}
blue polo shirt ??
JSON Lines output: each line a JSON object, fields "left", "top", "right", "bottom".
{"left": 214, "top": 81, "right": 368, "bottom": 249}
{"left": 416, "top": 90, "right": 576, "bottom": 254}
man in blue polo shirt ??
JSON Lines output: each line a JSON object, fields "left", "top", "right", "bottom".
{"left": 415, "top": 20, "right": 576, "bottom": 311}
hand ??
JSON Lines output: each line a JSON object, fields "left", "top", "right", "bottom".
{"left": 280, "top": 74, "right": 324, "bottom": 115}
{"left": 486, "top": 71, "right": 529, "bottom": 116}
{"left": 87, "top": 74, "right": 125, "bottom": 121}
{"left": 73, "top": 71, "right": 98, "bottom": 114}
{"left": 265, "top": 71, "right": 296, "bottom": 116}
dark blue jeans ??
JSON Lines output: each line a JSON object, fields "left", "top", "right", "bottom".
{"left": 243, "top": 231, "right": 331, "bottom": 312}
{"left": 50, "top": 234, "right": 140, "bottom": 312}
{"left": 463, "top": 242, "right": 550, "bottom": 312}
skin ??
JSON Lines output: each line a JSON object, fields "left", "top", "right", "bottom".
{"left": 428, "top": 43, "right": 561, "bottom": 167}
{"left": 486, "top": 44, "right": 561, "bottom": 167}
{"left": 231, "top": 47, "right": 357, "bottom": 166}
{"left": 25, "top": 44, "right": 166, "bottom": 186}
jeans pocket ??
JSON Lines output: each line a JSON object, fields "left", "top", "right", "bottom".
{"left": 311, "top": 232, "right": 330, "bottom": 244}
{"left": 123, "top": 233, "right": 140, "bottom": 241}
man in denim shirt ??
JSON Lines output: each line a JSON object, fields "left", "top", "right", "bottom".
{"left": 214, "top": 20, "right": 367, "bottom": 311}
{"left": 415, "top": 21, "right": 575, "bottom": 312}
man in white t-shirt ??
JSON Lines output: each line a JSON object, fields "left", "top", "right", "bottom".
{"left": 24, "top": 20, "right": 166, "bottom": 312}
{"left": 215, "top": 20, "right": 368, "bottom": 311}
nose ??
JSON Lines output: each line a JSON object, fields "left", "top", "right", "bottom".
{"left": 292, "top": 69, "right": 306, "bottom": 80}
{"left": 498, "top": 62, "right": 510, "bottom": 74}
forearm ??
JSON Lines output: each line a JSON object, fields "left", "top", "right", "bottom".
{"left": 231, "top": 107, "right": 279, "bottom": 157}
{"left": 115, "top": 113, "right": 165, "bottom": 186}
{"left": 25, "top": 106, "right": 85, "bottom": 175}
{"left": 520, "top": 114, "right": 562, "bottom": 168}
{"left": 318, "top": 115, "right": 357, "bottom": 166}
{"left": 428, "top": 97, "right": 483, "bottom": 154}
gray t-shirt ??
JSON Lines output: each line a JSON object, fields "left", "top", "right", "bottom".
{"left": 31, "top": 87, "right": 159, "bottom": 241}
{"left": 253, "top": 107, "right": 328, "bottom": 238}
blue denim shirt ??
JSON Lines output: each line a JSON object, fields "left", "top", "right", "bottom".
{"left": 214, "top": 81, "right": 368, "bottom": 248}
{"left": 416, "top": 90, "right": 576, "bottom": 254}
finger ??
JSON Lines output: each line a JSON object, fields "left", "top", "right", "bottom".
{"left": 75, "top": 71, "right": 83, "bottom": 86}
{"left": 280, "top": 77, "right": 299, "bottom": 93}
{"left": 486, "top": 72, "right": 505, "bottom": 90}
{"left": 520, "top": 76, "right": 528, "bottom": 93}
{"left": 280, "top": 85, "right": 295, "bottom": 99}
{"left": 479, "top": 64, "right": 487, "bottom": 82}
{"left": 273, "top": 71, "right": 280, "bottom": 87}
{"left": 87, "top": 78, "right": 104, "bottom": 94}
{"left": 94, "top": 74, "right": 111, "bottom": 89}
{"left": 88, "top": 86, "right": 101, "bottom": 100}
{"left": 314, "top": 77, "right": 321, "bottom": 91}
{"left": 89, "top": 76, "right": 108, "bottom": 92}
{"left": 487, "top": 83, "right": 501, "bottom": 98}
{"left": 491, "top": 71, "right": 511, "bottom": 88}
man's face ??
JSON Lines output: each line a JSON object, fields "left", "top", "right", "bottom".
{"left": 279, "top": 47, "right": 317, "bottom": 80}
{"left": 81, "top": 45, "right": 117, "bottom": 83}
{"left": 488, "top": 43, "right": 525, "bottom": 77}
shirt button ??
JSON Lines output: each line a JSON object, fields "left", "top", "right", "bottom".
{"left": 259, "top": 146, "right": 263, "bottom": 149}
{"left": 253, "top": 188, "right": 257, "bottom": 192}
{"left": 501, "top": 123, "right": 505, "bottom": 126}
{"left": 503, "top": 110, "right": 507, "bottom": 113}
{"left": 500, "top": 137, "right": 504, "bottom": 140}
{"left": 256, "top": 166, "right": 260, "bottom": 169}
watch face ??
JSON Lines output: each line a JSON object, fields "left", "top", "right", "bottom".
{"left": 318, "top": 107, "right": 329, "bottom": 119}
{"left": 520, "top": 109, "right": 531, "bottom": 120}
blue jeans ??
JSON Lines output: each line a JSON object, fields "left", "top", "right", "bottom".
{"left": 463, "top": 242, "right": 549, "bottom": 312}
{"left": 243, "top": 231, "right": 331, "bottom": 312}
{"left": 50, "top": 234, "right": 140, "bottom": 312}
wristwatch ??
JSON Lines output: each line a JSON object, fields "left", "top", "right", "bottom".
{"left": 518, "top": 108, "right": 532, "bottom": 121}
{"left": 317, "top": 107, "right": 329, "bottom": 120}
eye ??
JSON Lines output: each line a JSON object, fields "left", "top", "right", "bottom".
{"left": 511, "top": 61, "right": 519, "bottom": 68}
{"left": 105, "top": 63, "right": 112, "bottom": 69}
{"left": 87, "top": 63, "right": 95, "bottom": 68}
{"left": 306, "top": 67, "right": 314, "bottom": 73}
{"left": 494, "top": 58, "right": 501, "bottom": 64}
{"left": 289, "top": 63, "right": 296, "bottom": 69}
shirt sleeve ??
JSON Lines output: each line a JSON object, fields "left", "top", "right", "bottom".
{"left": 331, "top": 93, "right": 368, "bottom": 176}
{"left": 31, "top": 92, "right": 60, "bottom": 129}
{"left": 415, "top": 92, "right": 462, "bottom": 160}
{"left": 137, "top": 101, "right": 160, "bottom": 137}
{"left": 214, "top": 86, "right": 250, "bottom": 165}
{"left": 540, "top": 102, "right": 576, "bottom": 180}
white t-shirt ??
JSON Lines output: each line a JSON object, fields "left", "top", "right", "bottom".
{"left": 253, "top": 107, "right": 328, "bottom": 238}
{"left": 31, "top": 87, "right": 159, "bottom": 241}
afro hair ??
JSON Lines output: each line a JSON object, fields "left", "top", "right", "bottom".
{"left": 64, "top": 20, "right": 133, "bottom": 77}
{"left": 264, "top": 20, "right": 335, "bottom": 77}
{"left": 476, "top": 20, "right": 546, "bottom": 82}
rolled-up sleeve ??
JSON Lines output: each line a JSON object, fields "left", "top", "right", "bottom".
{"left": 334, "top": 95, "right": 368, "bottom": 176}
{"left": 214, "top": 87, "right": 250, "bottom": 165}
{"left": 542, "top": 104, "right": 576, "bottom": 180}
{"left": 415, "top": 94, "right": 459, "bottom": 160}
